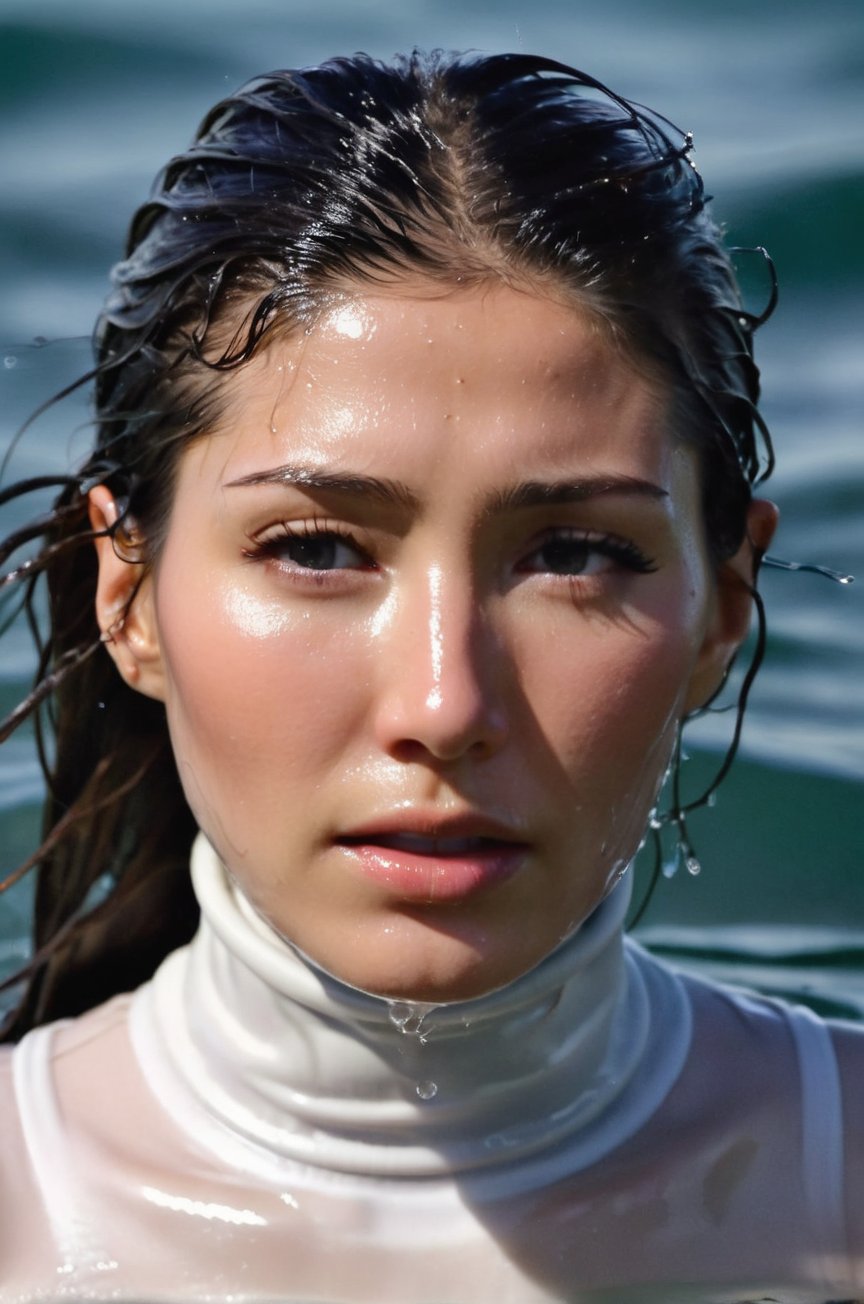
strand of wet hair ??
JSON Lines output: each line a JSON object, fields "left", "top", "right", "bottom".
{"left": 0, "top": 364, "right": 99, "bottom": 485}
{"left": 627, "top": 575, "right": 767, "bottom": 928}
{"left": 0, "top": 636, "right": 104, "bottom": 746}
{"left": 628, "top": 557, "right": 852, "bottom": 929}
{"left": 0, "top": 742, "right": 167, "bottom": 1000}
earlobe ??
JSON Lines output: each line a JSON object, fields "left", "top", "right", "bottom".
{"left": 684, "top": 498, "right": 779, "bottom": 714}
{"left": 88, "top": 485, "right": 166, "bottom": 702}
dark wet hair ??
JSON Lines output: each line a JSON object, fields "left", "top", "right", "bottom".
{"left": 0, "top": 50, "right": 774, "bottom": 1037}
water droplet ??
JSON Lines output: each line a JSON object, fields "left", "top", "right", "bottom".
{"left": 387, "top": 1000, "right": 437, "bottom": 1039}
{"left": 388, "top": 1001, "right": 412, "bottom": 1030}
{"left": 416, "top": 1080, "right": 438, "bottom": 1100}
{"left": 649, "top": 812, "right": 663, "bottom": 831}
{"left": 3, "top": 355, "right": 17, "bottom": 369}
{"left": 661, "top": 852, "right": 679, "bottom": 880}
{"left": 685, "top": 855, "right": 702, "bottom": 877}
{"left": 706, "top": 791, "right": 718, "bottom": 808}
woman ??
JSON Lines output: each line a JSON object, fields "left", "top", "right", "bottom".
{"left": 0, "top": 51, "right": 861, "bottom": 1302}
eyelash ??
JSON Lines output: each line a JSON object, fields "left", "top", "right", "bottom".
{"left": 242, "top": 521, "right": 657, "bottom": 582}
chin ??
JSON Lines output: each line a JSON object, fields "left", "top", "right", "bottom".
{"left": 316, "top": 920, "right": 548, "bottom": 1006}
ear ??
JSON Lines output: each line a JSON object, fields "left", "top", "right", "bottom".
{"left": 684, "top": 498, "right": 779, "bottom": 713}
{"left": 88, "top": 485, "right": 166, "bottom": 702}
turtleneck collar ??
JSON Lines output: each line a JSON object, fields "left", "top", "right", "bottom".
{"left": 130, "top": 834, "right": 691, "bottom": 1189}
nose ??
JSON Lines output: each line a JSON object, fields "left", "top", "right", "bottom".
{"left": 373, "top": 564, "right": 509, "bottom": 764}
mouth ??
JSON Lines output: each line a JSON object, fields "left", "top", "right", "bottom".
{"left": 340, "top": 831, "right": 519, "bottom": 856}
{"left": 333, "top": 820, "right": 530, "bottom": 902}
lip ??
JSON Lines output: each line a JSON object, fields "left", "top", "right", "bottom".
{"left": 334, "top": 813, "right": 531, "bottom": 903}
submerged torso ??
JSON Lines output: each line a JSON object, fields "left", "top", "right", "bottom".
{"left": 1, "top": 837, "right": 862, "bottom": 1303}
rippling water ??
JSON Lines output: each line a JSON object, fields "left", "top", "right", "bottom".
{"left": 1, "top": 0, "right": 862, "bottom": 1012}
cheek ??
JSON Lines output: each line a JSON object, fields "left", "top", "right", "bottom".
{"left": 154, "top": 578, "right": 371, "bottom": 793}
{"left": 530, "top": 610, "right": 703, "bottom": 802}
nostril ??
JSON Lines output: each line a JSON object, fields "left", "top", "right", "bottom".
{"left": 381, "top": 711, "right": 508, "bottom": 765}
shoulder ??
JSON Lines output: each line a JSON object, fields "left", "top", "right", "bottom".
{"left": 828, "top": 1011, "right": 864, "bottom": 1078}
{"left": 828, "top": 1018, "right": 864, "bottom": 1256}
{"left": 0, "top": 995, "right": 135, "bottom": 1166}
{"left": 666, "top": 957, "right": 864, "bottom": 1281}
{"left": 0, "top": 1031, "right": 57, "bottom": 1274}
{"left": 0, "top": 1036, "right": 22, "bottom": 1141}
{"left": 629, "top": 941, "right": 810, "bottom": 1072}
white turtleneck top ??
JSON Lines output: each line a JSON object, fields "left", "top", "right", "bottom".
{"left": 1, "top": 834, "right": 862, "bottom": 1303}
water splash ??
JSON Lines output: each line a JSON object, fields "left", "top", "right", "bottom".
{"left": 763, "top": 554, "right": 854, "bottom": 585}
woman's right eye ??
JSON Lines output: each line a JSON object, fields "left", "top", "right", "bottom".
{"left": 245, "top": 523, "right": 372, "bottom": 573}
{"left": 276, "top": 532, "right": 364, "bottom": 571}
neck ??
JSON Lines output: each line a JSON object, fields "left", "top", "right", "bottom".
{"left": 130, "top": 834, "right": 687, "bottom": 1185}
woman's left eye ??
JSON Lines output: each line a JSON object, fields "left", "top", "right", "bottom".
{"left": 517, "top": 531, "right": 657, "bottom": 578}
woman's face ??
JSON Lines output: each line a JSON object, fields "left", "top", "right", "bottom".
{"left": 100, "top": 284, "right": 753, "bottom": 1002}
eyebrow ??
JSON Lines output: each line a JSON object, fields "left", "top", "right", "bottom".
{"left": 225, "top": 464, "right": 420, "bottom": 510}
{"left": 486, "top": 476, "right": 668, "bottom": 515}
{"left": 224, "top": 464, "right": 668, "bottom": 513}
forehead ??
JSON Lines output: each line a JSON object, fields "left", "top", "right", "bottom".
{"left": 199, "top": 283, "right": 681, "bottom": 491}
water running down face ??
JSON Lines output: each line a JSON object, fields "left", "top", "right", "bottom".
{"left": 91, "top": 283, "right": 774, "bottom": 1002}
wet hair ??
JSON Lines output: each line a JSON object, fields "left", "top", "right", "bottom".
{"left": 0, "top": 50, "right": 774, "bottom": 1037}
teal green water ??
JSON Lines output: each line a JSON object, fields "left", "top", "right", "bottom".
{"left": 1, "top": 0, "right": 862, "bottom": 1013}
